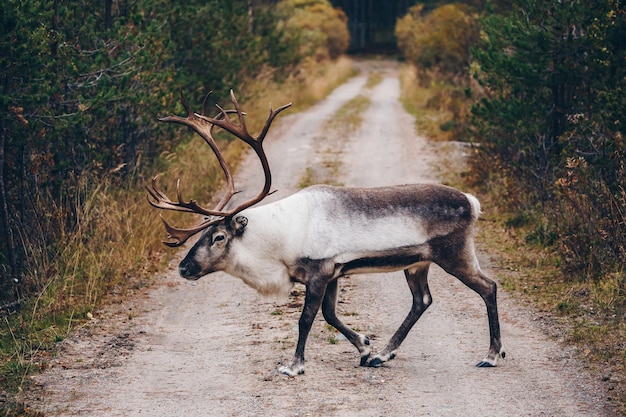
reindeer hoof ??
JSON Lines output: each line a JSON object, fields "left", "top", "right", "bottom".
{"left": 279, "top": 359, "right": 305, "bottom": 376}
{"left": 279, "top": 365, "right": 304, "bottom": 376}
{"left": 368, "top": 357, "right": 385, "bottom": 367}
{"left": 476, "top": 348, "right": 505, "bottom": 367}
{"left": 358, "top": 334, "right": 371, "bottom": 366}
{"left": 367, "top": 349, "right": 396, "bottom": 367}
{"left": 360, "top": 353, "right": 371, "bottom": 366}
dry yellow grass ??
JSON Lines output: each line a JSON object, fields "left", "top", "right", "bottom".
{"left": 245, "top": 56, "right": 356, "bottom": 113}
{"left": 399, "top": 64, "right": 471, "bottom": 142}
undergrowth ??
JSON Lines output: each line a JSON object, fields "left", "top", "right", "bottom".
{"left": 398, "top": 64, "right": 473, "bottom": 142}
{"left": 0, "top": 56, "right": 355, "bottom": 412}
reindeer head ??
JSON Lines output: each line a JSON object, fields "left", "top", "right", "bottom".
{"left": 176, "top": 215, "right": 248, "bottom": 279}
{"left": 147, "top": 90, "right": 290, "bottom": 280}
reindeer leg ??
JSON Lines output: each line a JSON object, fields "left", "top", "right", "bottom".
{"left": 322, "top": 279, "right": 371, "bottom": 366}
{"left": 472, "top": 271, "right": 504, "bottom": 367}
{"left": 368, "top": 262, "right": 432, "bottom": 367}
{"left": 461, "top": 268, "right": 504, "bottom": 367}
{"left": 279, "top": 278, "right": 327, "bottom": 376}
{"left": 437, "top": 250, "right": 504, "bottom": 367}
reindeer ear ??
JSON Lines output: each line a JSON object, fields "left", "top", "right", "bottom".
{"left": 233, "top": 216, "right": 248, "bottom": 235}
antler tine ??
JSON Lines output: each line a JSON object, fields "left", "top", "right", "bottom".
{"left": 201, "top": 91, "right": 212, "bottom": 117}
{"left": 158, "top": 90, "right": 195, "bottom": 124}
{"left": 148, "top": 89, "right": 291, "bottom": 247}
{"left": 159, "top": 215, "right": 221, "bottom": 247}
{"left": 146, "top": 175, "right": 168, "bottom": 203}
{"left": 146, "top": 176, "right": 185, "bottom": 212}
{"left": 227, "top": 89, "right": 249, "bottom": 139}
{"left": 180, "top": 89, "right": 194, "bottom": 117}
{"left": 257, "top": 102, "right": 292, "bottom": 143}
{"left": 208, "top": 106, "right": 251, "bottom": 144}
{"left": 146, "top": 176, "right": 215, "bottom": 216}
{"left": 200, "top": 90, "right": 265, "bottom": 145}
{"left": 208, "top": 113, "right": 239, "bottom": 211}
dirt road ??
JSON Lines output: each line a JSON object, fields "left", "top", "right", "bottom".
{"left": 25, "top": 61, "right": 613, "bottom": 416}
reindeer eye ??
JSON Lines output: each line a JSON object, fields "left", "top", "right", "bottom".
{"left": 212, "top": 233, "right": 226, "bottom": 245}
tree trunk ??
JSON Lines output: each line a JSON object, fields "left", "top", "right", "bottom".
{"left": 0, "top": 117, "right": 18, "bottom": 301}
{"left": 105, "top": 0, "right": 113, "bottom": 30}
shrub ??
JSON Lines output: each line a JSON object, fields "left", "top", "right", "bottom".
{"left": 396, "top": 3, "right": 480, "bottom": 81}
{"left": 276, "top": 0, "right": 350, "bottom": 61}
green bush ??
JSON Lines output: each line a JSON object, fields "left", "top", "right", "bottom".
{"left": 0, "top": 0, "right": 174, "bottom": 301}
{"left": 395, "top": 3, "right": 480, "bottom": 141}
{"left": 471, "top": 0, "right": 626, "bottom": 281}
{"left": 277, "top": 0, "right": 350, "bottom": 61}
{"left": 396, "top": 3, "right": 480, "bottom": 80}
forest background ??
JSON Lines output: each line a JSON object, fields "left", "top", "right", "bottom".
{"left": 1, "top": 0, "right": 624, "bottom": 413}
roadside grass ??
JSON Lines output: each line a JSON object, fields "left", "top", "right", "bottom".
{"left": 245, "top": 56, "right": 356, "bottom": 114}
{"left": 0, "top": 56, "right": 356, "bottom": 412}
{"left": 399, "top": 65, "right": 472, "bottom": 142}
{"left": 399, "top": 63, "right": 626, "bottom": 414}
{"left": 364, "top": 71, "right": 383, "bottom": 89}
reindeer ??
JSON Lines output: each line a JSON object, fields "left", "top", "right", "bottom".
{"left": 147, "top": 91, "right": 505, "bottom": 376}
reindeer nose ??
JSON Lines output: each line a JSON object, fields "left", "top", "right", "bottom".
{"left": 178, "top": 259, "right": 200, "bottom": 280}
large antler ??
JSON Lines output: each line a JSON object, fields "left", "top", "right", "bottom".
{"left": 147, "top": 90, "right": 291, "bottom": 247}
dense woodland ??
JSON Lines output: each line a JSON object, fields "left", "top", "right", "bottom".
{"left": 1, "top": 0, "right": 625, "bottom": 410}
{"left": 473, "top": 1, "right": 625, "bottom": 281}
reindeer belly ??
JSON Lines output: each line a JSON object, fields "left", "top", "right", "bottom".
{"left": 289, "top": 244, "right": 430, "bottom": 283}
{"left": 334, "top": 245, "right": 430, "bottom": 276}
